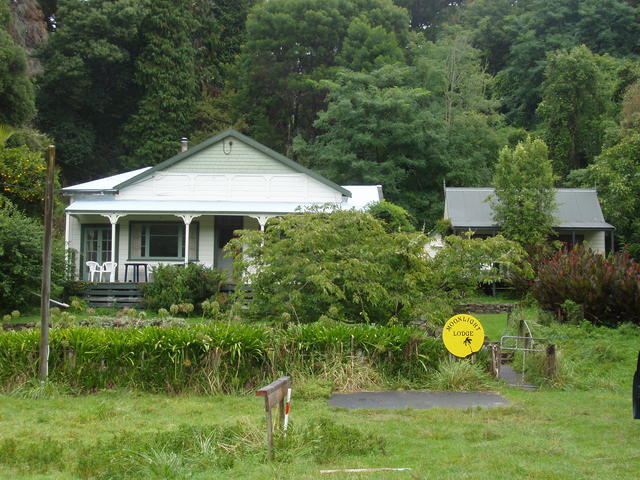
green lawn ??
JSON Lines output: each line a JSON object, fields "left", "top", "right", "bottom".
{"left": 2, "top": 310, "right": 638, "bottom": 479}
{"left": 473, "top": 313, "right": 508, "bottom": 341}
{"left": 0, "top": 385, "right": 638, "bottom": 479}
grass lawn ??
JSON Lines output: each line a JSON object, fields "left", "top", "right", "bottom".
{"left": 0, "top": 385, "right": 638, "bottom": 479}
{"left": 1, "top": 310, "right": 638, "bottom": 479}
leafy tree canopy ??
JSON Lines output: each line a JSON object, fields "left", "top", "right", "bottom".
{"left": 537, "top": 45, "right": 610, "bottom": 176}
{"left": 491, "top": 137, "right": 556, "bottom": 246}
{"left": 296, "top": 32, "right": 503, "bottom": 226}
{"left": 37, "top": 0, "right": 146, "bottom": 182}
{"left": 0, "top": 0, "right": 35, "bottom": 126}
{"left": 572, "top": 134, "right": 640, "bottom": 258}
{"left": 234, "top": 0, "right": 410, "bottom": 152}
{"left": 121, "top": 0, "right": 198, "bottom": 169}
{"left": 462, "top": 0, "right": 640, "bottom": 127}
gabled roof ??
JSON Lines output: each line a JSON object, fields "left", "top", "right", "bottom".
{"left": 108, "top": 128, "right": 351, "bottom": 197}
{"left": 444, "top": 187, "right": 614, "bottom": 231}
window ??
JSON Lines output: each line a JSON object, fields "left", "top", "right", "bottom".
{"left": 130, "top": 222, "right": 198, "bottom": 260}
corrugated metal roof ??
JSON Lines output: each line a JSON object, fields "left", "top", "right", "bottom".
{"left": 444, "top": 187, "right": 614, "bottom": 230}
{"left": 62, "top": 167, "right": 151, "bottom": 192}
{"left": 65, "top": 185, "right": 381, "bottom": 215}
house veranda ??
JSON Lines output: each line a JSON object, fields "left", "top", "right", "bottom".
{"left": 63, "top": 129, "right": 382, "bottom": 282}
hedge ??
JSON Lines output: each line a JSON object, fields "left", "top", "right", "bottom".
{"left": 0, "top": 322, "right": 443, "bottom": 393}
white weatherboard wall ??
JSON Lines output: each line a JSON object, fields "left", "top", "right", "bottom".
{"left": 584, "top": 231, "right": 605, "bottom": 254}
{"left": 117, "top": 139, "right": 342, "bottom": 203}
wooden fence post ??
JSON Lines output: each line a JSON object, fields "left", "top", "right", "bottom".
{"left": 485, "top": 342, "right": 501, "bottom": 379}
{"left": 544, "top": 344, "right": 556, "bottom": 380}
{"left": 256, "top": 376, "right": 291, "bottom": 461}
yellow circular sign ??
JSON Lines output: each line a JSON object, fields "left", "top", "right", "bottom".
{"left": 442, "top": 314, "right": 485, "bottom": 358}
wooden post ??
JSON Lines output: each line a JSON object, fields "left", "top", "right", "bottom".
{"left": 524, "top": 331, "right": 532, "bottom": 351}
{"left": 517, "top": 319, "right": 525, "bottom": 339}
{"left": 544, "top": 344, "right": 556, "bottom": 380}
{"left": 256, "top": 376, "right": 291, "bottom": 461}
{"left": 39, "top": 145, "right": 55, "bottom": 383}
{"left": 485, "top": 342, "right": 501, "bottom": 379}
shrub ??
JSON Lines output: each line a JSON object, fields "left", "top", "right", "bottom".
{"left": 228, "top": 208, "right": 440, "bottom": 325}
{"left": 0, "top": 201, "right": 66, "bottom": 311}
{"left": 143, "top": 264, "right": 225, "bottom": 311}
{"left": 62, "top": 281, "right": 90, "bottom": 301}
{"left": 428, "top": 358, "right": 493, "bottom": 391}
{"left": 531, "top": 245, "right": 640, "bottom": 326}
{"left": 366, "top": 200, "right": 415, "bottom": 233}
{"left": 229, "top": 209, "right": 527, "bottom": 326}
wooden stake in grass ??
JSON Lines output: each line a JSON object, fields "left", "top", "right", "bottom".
{"left": 256, "top": 376, "right": 291, "bottom": 460}
{"left": 39, "top": 145, "right": 55, "bottom": 384}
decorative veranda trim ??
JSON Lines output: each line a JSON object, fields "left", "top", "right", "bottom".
{"left": 176, "top": 214, "right": 201, "bottom": 267}
{"left": 100, "top": 214, "right": 124, "bottom": 278}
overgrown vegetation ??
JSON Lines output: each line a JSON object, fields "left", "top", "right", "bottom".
{"left": 0, "top": 200, "right": 66, "bottom": 312}
{"left": 142, "top": 264, "right": 225, "bottom": 312}
{"left": 0, "top": 321, "right": 443, "bottom": 393}
{"left": 229, "top": 208, "right": 527, "bottom": 326}
{"left": 530, "top": 245, "right": 640, "bottom": 326}
{"left": 0, "top": 416, "right": 385, "bottom": 478}
{"left": 519, "top": 320, "right": 640, "bottom": 391}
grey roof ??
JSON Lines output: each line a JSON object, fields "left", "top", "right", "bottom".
{"left": 444, "top": 187, "right": 614, "bottom": 231}
{"left": 65, "top": 185, "right": 381, "bottom": 215}
{"left": 62, "top": 167, "right": 151, "bottom": 193}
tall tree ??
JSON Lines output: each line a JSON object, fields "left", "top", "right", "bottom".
{"left": 464, "top": 0, "right": 640, "bottom": 127}
{"left": 491, "top": 137, "right": 556, "bottom": 246}
{"left": 459, "top": 0, "right": 521, "bottom": 75}
{"left": 410, "top": 30, "right": 503, "bottom": 188}
{"left": 234, "top": 0, "right": 410, "bottom": 153}
{"left": 37, "top": 0, "right": 146, "bottom": 182}
{"left": 394, "top": 0, "right": 465, "bottom": 35}
{"left": 0, "top": 0, "right": 35, "bottom": 126}
{"left": 537, "top": 45, "right": 609, "bottom": 175}
{"left": 192, "top": 0, "right": 256, "bottom": 93}
{"left": 38, "top": 0, "right": 250, "bottom": 181}
{"left": 337, "top": 17, "right": 405, "bottom": 72}
{"left": 296, "top": 34, "right": 503, "bottom": 226}
{"left": 121, "top": 0, "right": 198, "bottom": 168}
{"left": 294, "top": 65, "right": 442, "bottom": 222}
{"left": 576, "top": 134, "right": 640, "bottom": 258}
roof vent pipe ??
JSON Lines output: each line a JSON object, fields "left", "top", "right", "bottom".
{"left": 180, "top": 137, "right": 188, "bottom": 153}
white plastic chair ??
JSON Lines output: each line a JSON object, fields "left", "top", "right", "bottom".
{"left": 101, "top": 262, "right": 118, "bottom": 282}
{"left": 86, "top": 261, "right": 101, "bottom": 282}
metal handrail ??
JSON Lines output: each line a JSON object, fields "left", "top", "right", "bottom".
{"left": 500, "top": 335, "right": 547, "bottom": 353}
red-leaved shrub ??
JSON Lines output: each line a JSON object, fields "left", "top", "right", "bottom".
{"left": 531, "top": 245, "right": 640, "bottom": 326}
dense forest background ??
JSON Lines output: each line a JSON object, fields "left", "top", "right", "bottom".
{"left": 2, "top": 0, "right": 640, "bottom": 252}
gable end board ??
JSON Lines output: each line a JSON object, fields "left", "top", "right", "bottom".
{"left": 114, "top": 129, "right": 351, "bottom": 197}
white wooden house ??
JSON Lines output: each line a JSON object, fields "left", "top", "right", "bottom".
{"left": 63, "top": 129, "right": 382, "bottom": 281}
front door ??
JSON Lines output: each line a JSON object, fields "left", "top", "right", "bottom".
{"left": 214, "top": 216, "right": 244, "bottom": 272}
{"left": 81, "top": 225, "right": 113, "bottom": 280}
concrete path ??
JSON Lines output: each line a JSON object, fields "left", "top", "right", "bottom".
{"left": 328, "top": 391, "right": 509, "bottom": 410}
{"left": 499, "top": 364, "right": 538, "bottom": 390}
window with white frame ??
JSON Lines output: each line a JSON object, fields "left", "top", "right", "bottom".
{"left": 129, "top": 222, "right": 198, "bottom": 260}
